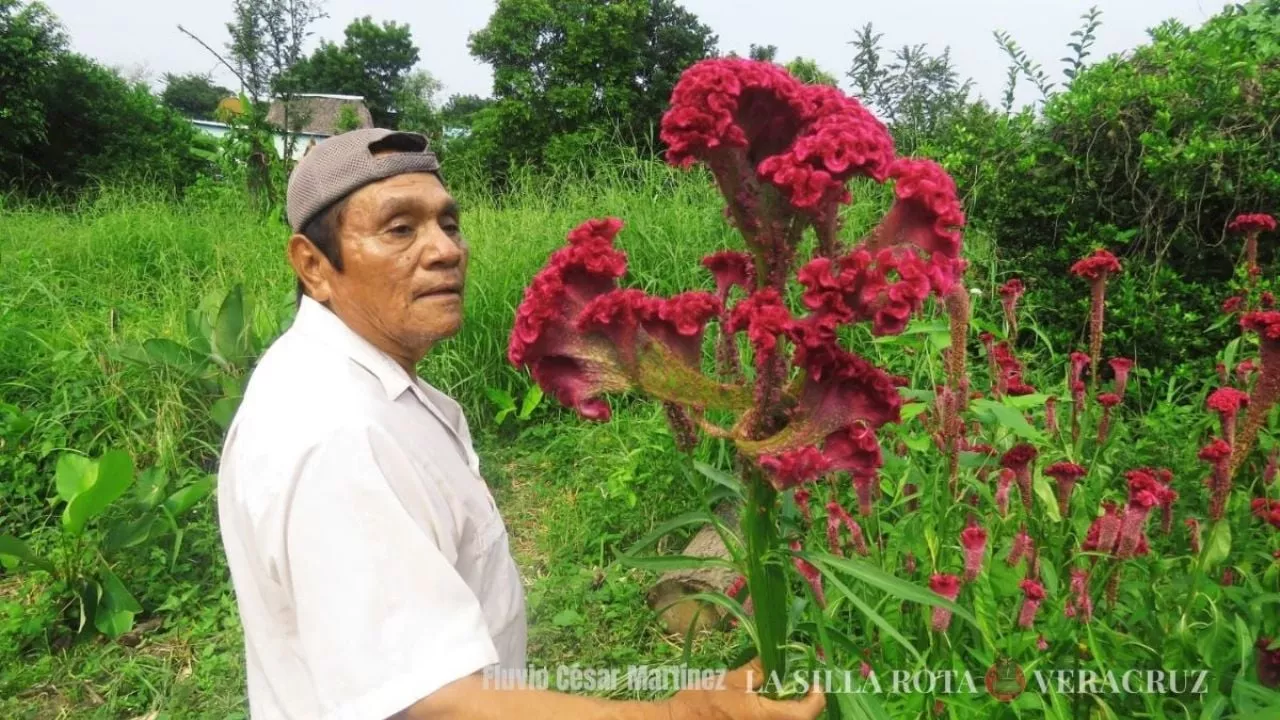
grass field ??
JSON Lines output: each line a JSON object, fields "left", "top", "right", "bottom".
{"left": 0, "top": 162, "right": 925, "bottom": 718}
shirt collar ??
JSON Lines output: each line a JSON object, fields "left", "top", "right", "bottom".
{"left": 292, "top": 296, "right": 425, "bottom": 402}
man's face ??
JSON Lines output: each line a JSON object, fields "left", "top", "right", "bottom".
{"left": 321, "top": 172, "right": 467, "bottom": 361}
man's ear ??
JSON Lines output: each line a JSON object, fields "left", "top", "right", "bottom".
{"left": 288, "top": 234, "right": 334, "bottom": 303}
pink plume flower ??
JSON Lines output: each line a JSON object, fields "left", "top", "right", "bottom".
{"left": 1253, "top": 498, "right": 1280, "bottom": 529}
{"left": 1185, "top": 517, "right": 1202, "bottom": 554}
{"left": 1070, "top": 250, "right": 1122, "bottom": 384}
{"left": 1018, "top": 579, "right": 1046, "bottom": 629}
{"left": 826, "top": 501, "right": 869, "bottom": 556}
{"left": 794, "top": 488, "right": 813, "bottom": 524}
{"left": 1066, "top": 568, "right": 1093, "bottom": 623}
{"left": 1228, "top": 213, "right": 1278, "bottom": 235}
{"left": 1116, "top": 469, "right": 1176, "bottom": 558}
{"left": 929, "top": 573, "right": 961, "bottom": 631}
{"left": 995, "top": 468, "right": 1015, "bottom": 517}
{"left": 999, "top": 278, "right": 1025, "bottom": 335}
{"left": 959, "top": 523, "right": 988, "bottom": 582}
{"left": 1001, "top": 444, "right": 1038, "bottom": 512}
{"left": 791, "top": 540, "right": 825, "bottom": 607}
{"left": 1045, "top": 396, "right": 1059, "bottom": 435}
{"left": 1007, "top": 526, "right": 1035, "bottom": 568}
{"left": 1237, "top": 358, "right": 1258, "bottom": 385}
{"left": 1083, "top": 502, "right": 1123, "bottom": 556}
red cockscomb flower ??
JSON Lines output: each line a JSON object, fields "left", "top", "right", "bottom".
{"left": 1096, "top": 392, "right": 1121, "bottom": 443}
{"left": 1207, "top": 387, "right": 1250, "bottom": 447}
{"left": 1083, "top": 502, "right": 1123, "bottom": 556}
{"left": 1252, "top": 498, "right": 1280, "bottom": 529}
{"left": 1018, "top": 579, "right": 1046, "bottom": 629}
{"left": 1002, "top": 444, "right": 1038, "bottom": 512}
{"left": 1070, "top": 250, "right": 1122, "bottom": 386}
{"left": 1109, "top": 358, "right": 1134, "bottom": 400}
{"left": 1116, "top": 469, "right": 1175, "bottom": 558}
{"left": 1070, "top": 249, "right": 1123, "bottom": 281}
{"left": 1229, "top": 214, "right": 1278, "bottom": 235}
{"left": 995, "top": 467, "right": 1015, "bottom": 517}
{"left": 702, "top": 251, "right": 756, "bottom": 302}
{"left": 929, "top": 574, "right": 961, "bottom": 631}
{"left": 758, "top": 446, "right": 831, "bottom": 490}
{"left": 1200, "top": 437, "right": 1234, "bottom": 521}
{"left": 1045, "top": 462, "right": 1087, "bottom": 517}
{"left": 999, "top": 278, "right": 1025, "bottom": 335}
{"left": 1223, "top": 296, "right": 1245, "bottom": 314}
{"left": 960, "top": 523, "right": 987, "bottom": 582}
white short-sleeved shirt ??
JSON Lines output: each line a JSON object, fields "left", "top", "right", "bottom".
{"left": 217, "top": 296, "right": 527, "bottom": 720}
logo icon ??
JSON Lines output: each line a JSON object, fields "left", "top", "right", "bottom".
{"left": 985, "top": 656, "right": 1026, "bottom": 702}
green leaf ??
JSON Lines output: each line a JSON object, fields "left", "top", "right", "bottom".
{"left": 900, "top": 403, "right": 928, "bottom": 422}
{"left": 142, "top": 338, "right": 203, "bottom": 371}
{"left": 133, "top": 467, "right": 169, "bottom": 509}
{"left": 55, "top": 453, "right": 94, "bottom": 503}
{"left": 0, "top": 534, "right": 55, "bottom": 573}
{"left": 693, "top": 461, "right": 745, "bottom": 500}
{"left": 214, "top": 285, "right": 251, "bottom": 368}
{"left": 484, "top": 386, "right": 516, "bottom": 412}
{"left": 185, "top": 309, "right": 212, "bottom": 356}
{"left": 63, "top": 450, "right": 135, "bottom": 535}
{"left": 103, "top": 516, "right": 165, "bottom": 552}
{"left": 1222, "top": 338, "right": 1241, "bottom": 377}
{"left": 162, "top": 476, "right": 214, "bottom": 516}
{"left": 210, "top": 395, "right": 242, "bottom": 430}
{"left": 1202, "top": 519, "right": 1231, "bottom": 571}
{"left": 803, "top": 551, "right": 980, "bottom": 630}
{"left": 615, "top": 554, "right": 736, "bottom": 573}
{"left": 1033, "top": 475, "right": 1061, "bottom": 522}
{"left": 1004, "top": 393, "right": 1049, "bottom": 410}
{"left": 972, "top": 399, "right": 1044, "bottom": 442}
{"left": 818, "top": 561, "right": 924, "bottom": 664}
{"left": 518, "top": 384, "right": 544, "bottom": 420}
{"left": 551, "top": 609, "right": 582, "bottom": 627}
{"left": 95, "top": 564, "right": 142, "bottom": 638}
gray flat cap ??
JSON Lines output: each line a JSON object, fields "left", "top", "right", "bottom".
{"left": 286, "top": 128, "right": 441, "bottom": 232}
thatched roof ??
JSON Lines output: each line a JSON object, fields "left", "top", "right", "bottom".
{"left": 265, "top": 94, "right": 374, "bottom": 135}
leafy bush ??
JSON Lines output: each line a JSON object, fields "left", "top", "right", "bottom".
{"left": 940, "top": 0, "right": 1280, "bottom": 368}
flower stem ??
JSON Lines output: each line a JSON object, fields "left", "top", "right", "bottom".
{"left": 742, "top": 469, "right": 788, "bottom": 686}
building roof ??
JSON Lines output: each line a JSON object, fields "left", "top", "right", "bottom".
{"left": 265, "top": 95, "right": 374, "bottom": 136}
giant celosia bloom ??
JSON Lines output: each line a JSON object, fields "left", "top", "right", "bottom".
{"left": 1234, "top": 311, "right": 1280, "bottom": 475}
{"left": 1045, "top": 461, "right": 1087, "bottom": 517}
{"left": 929, "top": 574, "right": 961, "bottom": 631}
{"left": 1227, "top": 213, "right": 1276, "bottom": 276}
{"left": 516, "top": 60, "right": 970, "bottom": 681}
{"left": 1070, "top": 249, "right": 1123, "bottom": 386}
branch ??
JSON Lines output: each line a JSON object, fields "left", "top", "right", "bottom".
{"left": 177, "top": 24, "right": 249, "bottom": 91}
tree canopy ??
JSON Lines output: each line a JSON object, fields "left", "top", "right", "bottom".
{"left": 161, "top": 73, "right": 232, "bottom": 120}
{"left": 289, "top": 16, "right": 420, "bottom": 127}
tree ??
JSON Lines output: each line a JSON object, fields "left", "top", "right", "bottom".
{"left": 466, "top": 0, "right": 717, "bottom": 178}
{"left": 748, "top": 43, "right": 777, "bottom": 62}
{"left": 161, "top": 72, "right": 232, "bottom": 119}
{"left": 288, "top": 16, "right": 420, "bottom": 126}
{"left": 0, "top": 0, "right": 65, "bottom": 168}
{"left": 784, "top": 57, "right": 837, "bottom": 86}
{"left": 847, "top": 23, "right": 972, "bottom": 147}
{"left": 393, "top": 69, "right": 443, "bottom": 139}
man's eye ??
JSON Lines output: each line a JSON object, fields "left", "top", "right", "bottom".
{"left": 441, "top": 221, "right": 461, "bottom": 235}
{"left": 389, "top": 224, "right": 414, "bottom": 237}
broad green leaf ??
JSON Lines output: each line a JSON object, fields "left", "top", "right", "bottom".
{"left": 1202, "top": 519, "right": 1231, "bottom": 571}
{"left": 63, "top": 450, "right": 134, "bottom": 535}
{"left": 55, "top": 453, "right": 94, "bottom": 503}
{"left": 900, "top": 403, "right": 928, "bottom": 422}
{"left": 484, "top": 386, "right": 515, "bottom": 412}
{"left": 185, "top": 308, "right": 212, "bottom": 356}
{"left": 518, "top": 384, "right": 544, "bottom": 420}
{"left": 142, "top": 338, "right": 203, "bottom": 371}
{"left": 95, "top": 565, "right": 142, "bottom": 638}
{"left": 1033, "top": 475, "right": 1061, "bottom": 522}
{"left": 1004, "top": 393, "right": 1050, "bottom": 410}
{"left": 615, "top": 554, "right": 736, "bottom": 573}
{"left": 693, "top": 461, "right": 745, "bottom": 499}
{"left": 0, "top": 534, "right": 55, "bottom": 573}
{"left": 103, "top": 515, "right": 166, "bottom": 552}
{"left": 162, "top": 476, "right": 214, "bottom": 516}
{"left": 214, "top": 285, "right": 251, "bottom": 368}
{"left": 134, "top": 467, "right": 169, "bottom": 509}
{"left": 1222, "top": 338, "right": 1241, "bottom": 376}
{"left": 972, "top": 399, "right": 1044, "bottom": 441}
{"left": 1235, "top": 614, "right": 1252, "bottom": 679}
{"left": 210, "top": 395, "right": 242, "bottom": 430}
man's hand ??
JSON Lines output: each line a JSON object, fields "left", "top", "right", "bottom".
{"left": 664, "top": 659, "right": 825, "bottom": 720}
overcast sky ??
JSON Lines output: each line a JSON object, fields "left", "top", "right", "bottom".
{"left": 44, "top": 0, "right": 1233, "bottom": 109}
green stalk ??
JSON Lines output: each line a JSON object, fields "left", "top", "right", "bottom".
{"left": 742, "top": 471, "right": 789, "bottom": 686}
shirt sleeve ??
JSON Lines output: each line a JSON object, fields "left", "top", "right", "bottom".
{"left": 284, "top": 423, "right": 500, "bottom": 720}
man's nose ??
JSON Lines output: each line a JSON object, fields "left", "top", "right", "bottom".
{"left": 420, "top": 224, "right": 464, "bottom": 269}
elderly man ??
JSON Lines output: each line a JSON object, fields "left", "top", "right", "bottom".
{"left": 216, "top": 129, "right": 824, "bottom": 720}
